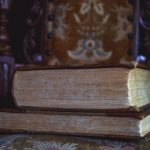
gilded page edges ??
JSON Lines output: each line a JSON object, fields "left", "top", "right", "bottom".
{"left": 128, "top": 68, "right": 150, "bottom": 109}
{"left": 128, "top": 68, "right": 139, "bottom": 108}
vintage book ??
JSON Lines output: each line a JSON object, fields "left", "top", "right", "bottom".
{"left": 12, "top": 66, "right": 150, "bottom": 112}
{"left": 0, "top": 110, "right": 150, "bottom": 138}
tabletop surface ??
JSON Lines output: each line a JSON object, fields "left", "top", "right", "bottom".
{"left": 0, "top": 134, "right": 150, "bottom": 150}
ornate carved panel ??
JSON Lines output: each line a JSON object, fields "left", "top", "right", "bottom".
{"left": 21, "top": 0, "right": 134, "bottom": 66}
{"left": 23, "top": 0, "right": 45, "bottom": 64}
{"left": 139, "top": 0, "right": 150, "bottom": 63}
{"left": 0, "top": 0, "right": 12, "bottom": 56}
{"left": 0, "top": 0, "right": 15, "bottom": 107}
{"left": 46, "top": 0, "right": 134, "bottom": 66}
{"left": 21, "top": 0, "right": 150, "bottom": 66}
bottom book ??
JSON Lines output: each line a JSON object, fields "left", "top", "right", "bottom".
{"left": 0, "top": 134, "right": 150, "bottom": 150}
{"left": 0, "top": 110, "right": 150, "bottom": 138}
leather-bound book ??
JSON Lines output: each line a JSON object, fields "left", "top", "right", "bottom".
{"left": 12, "top": 66, "right": 150, "bottom": 112}
{"left": 0, "top": 108, "right": 150, "bottom": 138}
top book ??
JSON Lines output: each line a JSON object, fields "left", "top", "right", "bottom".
{"left": 12, "top": 66, "right": 150, "bottom": 112}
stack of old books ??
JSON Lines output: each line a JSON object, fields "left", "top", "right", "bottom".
{"left": 1, "top": 1, "right": 150, "bottom": 149}
{"left": 1, "top": 64, "right": 150, "bottom": 140}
